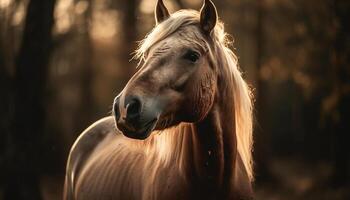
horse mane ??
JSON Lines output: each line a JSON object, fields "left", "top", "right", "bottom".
{"left": 132, "top": 10, "right": 254, "bottom": 181}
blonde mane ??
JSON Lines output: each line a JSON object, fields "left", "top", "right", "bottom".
{"left": 132, "top": 10, "right": 254, "bottom": 181}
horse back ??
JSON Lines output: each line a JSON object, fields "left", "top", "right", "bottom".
{"left": 63, "top": 116, "right": 116, "bottom": 200}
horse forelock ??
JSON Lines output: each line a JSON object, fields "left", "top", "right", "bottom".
{"left": 132, "top": 9, "right": 254, "bottom": 181}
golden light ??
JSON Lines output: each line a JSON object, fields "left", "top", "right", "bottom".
{"left": 140, "top": 0, "right": 156, "bottom": 14}
{"left": 185, "top": 0, "right": 202, "bottom": 7}
{"left": 54, "top": 0, "right": 74, "bottom": 34}
{"left": 75, "top": 0, "right": 89, "bottom": 15}
{"left": 293, "top": 71, "right": 311, "bottom": 90}
{"left": 90, "top": 10, "right": 119, "bottom": 40}
{"left": 0, "top": 0, "right": 11, "bottom": 9}
{"left": 12, "top": 3, "right": 25, "bottom": 26}
{"left": 140, "top": 0, "right": 177, "bottom": 14}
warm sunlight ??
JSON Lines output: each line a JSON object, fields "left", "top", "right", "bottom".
{"left": 140, "top": 0, "right": 177, "bottom": 14}
{"left": 75, "top": 0, "right": 88, "bottom": 15}
{"left": 90, "top": 10, "right": 119, "bottom": 39}
{"left": 0, "top": 0, "right": 11, "bottom": 9}
{"left": 11, "top": 2, "right": 25, "bottom": 26}
{"left": 54, "top": 0, "right": 73, "bottom": 34}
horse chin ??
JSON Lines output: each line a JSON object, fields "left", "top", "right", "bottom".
{"left": 153, "top": 115, "right": 182, "bottom": 131}
{"left": 119, "top": 118, "right": 158, "bottom": 140}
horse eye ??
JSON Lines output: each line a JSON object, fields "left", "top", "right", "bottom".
{"left": 183, "top": 50, "right": 200, "bottom": 63}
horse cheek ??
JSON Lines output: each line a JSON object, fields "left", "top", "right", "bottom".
{"left": 193, "top": 72, "right": 215, "bottom": 122}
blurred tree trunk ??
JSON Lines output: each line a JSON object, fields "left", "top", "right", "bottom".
{"left": 0, "top": 3, "right": 14, "bottom": 192}
{"left": 331, "top": 0, "right": 350, "bottom": 187}
{"left": 115, "top": 0, "right": 141, "bottom": 76}
{"left": 121, "top": 0, "right": 139, "bottom": 74}
{"left": 0, "top": 34, "right": 12, "bottom": 188}
{"left": 4, "top": 0, "right": 56, "bottom": 199}
{"left": 254, "top": 0, "right": 273, "bottom": 183}
{"left": 77, "top": 0, "right": 95, "bottom": 131}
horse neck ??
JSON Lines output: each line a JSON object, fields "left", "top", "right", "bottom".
{"left": 182, "top": 48, "right": 241, "bottom": 195}
{"left": 188, "top": 95, "right": 237, "bottom": 189}
{"left": 164, "top": 68, "right": 236, "bottom": 193}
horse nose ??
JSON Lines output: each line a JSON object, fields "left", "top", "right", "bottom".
{"left": 125, "top": 96, "right": 141, "bottom": 121}
{"left": 113, "top": 96, "right": 121, "bottom": 120}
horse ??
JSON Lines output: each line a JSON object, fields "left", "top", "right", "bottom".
{"left": 63, "top": 0, "right": 254, "bottom": 199}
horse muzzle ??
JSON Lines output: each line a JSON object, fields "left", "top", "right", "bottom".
{"left": 113, "top": 95, "right": 159, "bottom": 140}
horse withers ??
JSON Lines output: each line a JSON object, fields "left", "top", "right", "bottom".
{"left": 64, "top": 0, "right": 254, "bottom": 199}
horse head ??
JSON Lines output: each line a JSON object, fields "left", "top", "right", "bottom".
{"left": 113, "top": 0, "right": 219, "bottom": 140}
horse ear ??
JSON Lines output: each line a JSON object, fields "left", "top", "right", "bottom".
{"left": 155, "top": 0, "right": 170, "bottom": 24}
{"left": 200, "top": 0, "right": 218, "bottom": 35}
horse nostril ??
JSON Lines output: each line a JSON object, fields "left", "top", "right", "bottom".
{"left": 125, "top": 97, "right": 141, "bottom": 120}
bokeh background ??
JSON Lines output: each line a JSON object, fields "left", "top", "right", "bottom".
{"left": 0, "top": 0, "right": 349, "bottom": 199}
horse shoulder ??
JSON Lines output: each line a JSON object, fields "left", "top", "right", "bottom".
{"left": 63, "top": 116, "right": 116, "bottom": 200}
